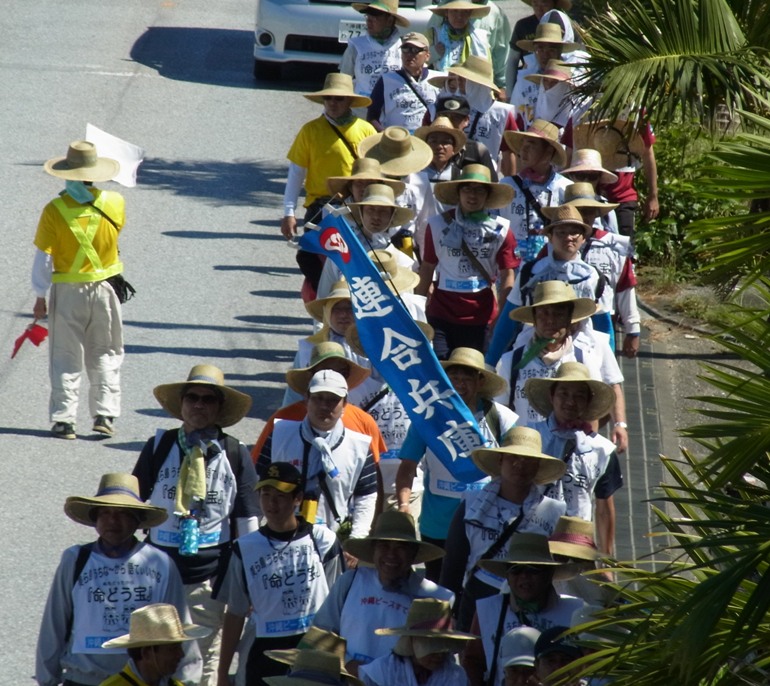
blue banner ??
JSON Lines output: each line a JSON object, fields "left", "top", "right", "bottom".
{"left": 300, "top": 211, "right": 487, "bottom": 484}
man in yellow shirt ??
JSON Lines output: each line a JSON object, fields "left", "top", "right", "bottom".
{"left": 32, "top": 140, "right": 126, "bottom": 440}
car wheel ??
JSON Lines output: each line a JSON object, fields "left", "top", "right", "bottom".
{"left": 253, "top": 59, "right": 282, "bottom": 81}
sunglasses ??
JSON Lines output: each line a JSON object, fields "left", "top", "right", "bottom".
{"left": 508, "top": 564, "right": 551, "bottom": 575}
{"left": 400, "top": 45, "right": 426, "bottom": 55}
{"left": 323, "top": 96, "right": 348, "bottom": 102}
{"left": 364, "top": 9, "right": 389, "bottom": 17}
{"left": 183, "top": 392, "right": 220, "bottom": 405}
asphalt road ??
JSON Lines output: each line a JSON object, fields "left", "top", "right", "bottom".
{"left": 0, "top": 0, "right": 559, "bottom": 681}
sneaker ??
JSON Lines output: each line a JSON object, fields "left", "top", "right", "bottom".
{"left": 52, "top": 422, "right": 76, "bottom": 440}
{"left": 93, "top": 416, "right": 115, "bottom": 436}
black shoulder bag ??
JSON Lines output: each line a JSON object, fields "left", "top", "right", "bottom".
{"left": 87, "top": 201, "right": 137, "bottom": 304}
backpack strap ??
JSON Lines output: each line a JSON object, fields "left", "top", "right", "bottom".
{"left": 64, "top": 543, "right": 95, "bottom": 643}
{"left": 507, "top": 345, "right": 526, "bottom": 409}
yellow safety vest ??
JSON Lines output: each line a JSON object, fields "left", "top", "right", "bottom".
{"left": 50, "top": 194, "right": 123, "bottom": 283}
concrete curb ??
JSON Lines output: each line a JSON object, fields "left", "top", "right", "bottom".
{"left": 638, "top": 296, "right": 717, "bottom": 338}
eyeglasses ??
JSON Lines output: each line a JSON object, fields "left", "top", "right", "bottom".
{"left": 183, "top": 393, "right": 220, "bottom": 405}
{"left": 364, "top": 8, "right": 389, "bottom": 18}
{"left": 323, "top": 96, "right": 348, "bottom": 102}
{"left": 508, "top": 564, "right": 551, "bottom": 575}
{"left": 400, "top": 45, "right": 426, "bottom": 55}
{"left": 552, "top": 227, "right": 585, "bottom": 238}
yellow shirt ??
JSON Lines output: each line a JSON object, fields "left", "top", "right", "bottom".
{"left": 287, "top": 115, "right": 376, "bottom": 206}
{"left": 34, "top": 189, "right": 125, "bottom": 275}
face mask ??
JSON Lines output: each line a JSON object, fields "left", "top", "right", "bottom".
{"left": 65, "top": 180, "right": 94, "bottom": 204}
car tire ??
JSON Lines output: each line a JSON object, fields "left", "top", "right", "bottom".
{"left": 253, "top": 59, "right": 282, "bottom": 81}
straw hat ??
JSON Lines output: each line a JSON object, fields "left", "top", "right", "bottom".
{"left": 543, "top": 183, "right": 618, "bottom": 220}
{"left": 352, "top": 0, "right": 410, "bottom": 27}
{"left": 415, "top": 116, "right": 467, "bottom": 151}
{"left": 433, "top": 163, "right": 514, "bottom": 210}
{"left": 561, "top": 148, "right": 618, "bottom": 186}
{"left": 542, "top": 204, "right": 593, "bottom": 238}
{"left": 478, "top": 532, "right": 564, "bottom": 578}
{"left": 504, "top": 119, "right": 567, "bottom": 168}
{"left": 430, "top": 0, "right": 490, "bottom": 19}
{"left": 65, "top": 473, "right": 168, "bottom": 528}
{"left": 343, "top": 511, "right": 444, "bottom": 564}
{"left": 348, "top": 183, "right": 415, "bottom": 229}
{"left": 549, "top": 516, "right": 601, "bottom": 561}
{"left": 101, "top": 604, "right": 211, "bottom": 649}
{"left": 368, "top": 249, "right": 420, "bottom": 292}
{"left": 303, "top": 73, "right": 372, "bottom": 109}
{"left": 572, "top": 120, "right": 646, "bottom": 172}
{"left": 345, "top": 319, "right": 434, "bottom": 358}
{"left": 286, "top": 342, "right": 370, "bottom": 394}
{"left": 375, "top": 599, "right": 475, "bottom": 656}
{"left": 516, "top": 22, "right": 578, "bottom": 53}
{"left": 305, "top": 280, "right": 351, "bottom": 324}
{"left": 440, "top": 346, "right": 508, "bottom": 399}
{"left": 266, "top": 629, "right": 361, "bottom": 684}
{"left": 44, "top": 140, "right": 120, "bottom": 182}
{"left": 447, "top": 55, "right": 499, "bottom": 93}
{"left": 359, "top": 127, "right": 433, "bottom": 177}
{"left": 510, "top": 280, "right": 596, "bottom": 325}
{"left": 471, "top": 426, "right": 566, "bottom": 483}
{"left": 153, "top": 364, "right": 252, "bottom": 428}
{"left": 265, "top": 649, "right": 363, "bottom": 686}
{"left": 326, "top": 157, "right": 405, "bottom": 198}
{"left": 524, "top": 59, "right": 572, "bottom": 86}
{"left": 501, "top": 626, "right": 541, "bottom": 669}
{"left": 521, "top": 0, "right": 572, "bottom": 10}
{"left": 524, "top": 361, "right": 615, "bottom": 421}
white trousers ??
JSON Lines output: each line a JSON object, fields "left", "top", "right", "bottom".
{"left": 48, "top": 281, "right": 123, "bottom": 424}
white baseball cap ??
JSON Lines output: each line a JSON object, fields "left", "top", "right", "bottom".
{"left": 308, "top": 370, "right": 348, "bottom": 398}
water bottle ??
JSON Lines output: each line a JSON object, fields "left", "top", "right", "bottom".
{"left": 179, "top": 516, "right": 200, "bottom": 556}
{"left": 320, "top": 451, "right": 339, "bottom": 480}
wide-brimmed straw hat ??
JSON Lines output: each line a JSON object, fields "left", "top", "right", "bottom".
{"left": 516, "top": 22, "right": 578, "bottom": 53}
{"left": 524, "top": 59, "right": 572, "bottom": 86}
{"left": 430, "top": 0, "right": 490, "bottom": 19}
{"left": 344, "top": 511, "right": 444, "bottom": 564}
{"left": 375, "top": 599, "right": 475, "bottom": 656}
{"left": 415, "top": 116, "right": 467, "bottom": 151}
{"left": 561, "top": 148, "right": 618, "bottom": 186}
{"left": 44, "top": 140, "right": 120, "bottom": 182}
{"left": 504, "top": 119, "right": 567, "bottom": 168}
{"left": 369, "top": 249, "right": 420, "bottom": 292}
{"left": 524, "top": 361, "right": 615, "bottom": 421}
{"left": 265, "top": 649, "right": 363, "bottom": 686}
{"left": 471, "top": 426, "right": 566, "bottom": 483}
{"left": 549, "top": 516, "right": 601, "bottom": 561}
{"left": 266, "top": 629, "right": 361, "bottom": 683}
{"left": 510, "top": 280, "right": 597, "bottom": 325}
{"left": 304, "top": 73, "right": 372, "bottom": 109}
{"left": 359, "top": 127, "right": 433, "bottom": 177}
{"left": 348, "top": 183, "right": 414, "bottom": 229}
{"left": 572, "top": 119, "right": 646, "bottom": 172}
{"left": 153, "top": 364, "right": 252, "bottom": 427}
{"left": 440, "top": 346, "right": 508, "bottom": 399}
{"left": 65, "top": 473, "right": 168, "bottom": 528}
{"left": 448, "top": 55, "right": 499, "bottom": 93}
{"left": 305, "top": 280, "right": 351, "bottom": 324}
{"left": 327, "top": 158, "right": 405, "bottom": 198}
{"left": 433, "top": 163, "right": 513, "bottom": 210}
{"left": 101, "top": 604, "right": 211, "bottom": 649}
{"left": 345, "top": 319, "right": 434, "bottom": 358}
{"left": 543, "top": 183, "right": 618, "bottom": 220}
{"left": 542, "top": 204, "right": 593, "bottom": 238}
{"left": 352, "top": 0, "right": 410, "bottom": 27}
{"left": 286, "top": 342, "right": 370, "bottom": 394}
{"left": 479, "top": 532, "right": 564, "bottom": 578}
{"left": 521, "top": 0, "right": 572, "bottom": 10}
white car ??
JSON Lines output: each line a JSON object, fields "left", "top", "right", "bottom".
{"left": 254, "top": 0, "right": 434, "bottom": 79}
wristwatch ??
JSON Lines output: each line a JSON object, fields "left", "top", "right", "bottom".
{"left": 614, "top": 421, "right": 628, "bottom": 429}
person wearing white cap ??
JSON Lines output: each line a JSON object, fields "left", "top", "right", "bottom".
{"left": 499, "top": 626, "right": 541, "bottom": 686}
{"left": 257, "top": 370, "right": 378, "bottom": 543}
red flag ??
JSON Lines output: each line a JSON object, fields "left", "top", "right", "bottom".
{"left": 11, "top": 323, "right": 48, "bottom": 359}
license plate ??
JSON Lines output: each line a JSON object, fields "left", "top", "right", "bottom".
{"left": 338, "top": 20, "right": 366, "bottom": 43}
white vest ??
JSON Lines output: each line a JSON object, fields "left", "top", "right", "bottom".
{"left": 350, "top": 32, "right": 402, "bottom": 97}
{"left": 71, "top": 543, "right": 175, "bottom": 654}
{"left": 510, "top": 76, "right": 539, "bottom": 130}
{"left": 271, "top": 419, "right": 373, "bottom": 531}
{"left": 582, "top": 232, "right": 632, "bottom": 315}
{"left": 339, "top": 567, "right": 453, "bottom": 664}
{"left": 467, "top": 101, "right": 516, "bottom": 158}
{"left": 378, "top": 70, "right": 441, "bottom": 132}
{"left": 433, "top": 24, "right": 490, "bottom": 72}
{"left": 429, "top": 210, "right": 511, "bottom": 294}
{"left": 147, "top": 432, "right": 238, "bottom": 548}
{"left": 237, "top": 526, "right": 335, "bottom": 636}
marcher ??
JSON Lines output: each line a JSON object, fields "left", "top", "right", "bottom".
{"left": 367, "top": 32, "right": 441, "bottom": 133}
{"left": 265, "top": 649, "right": 365, "bottom": 686}
{"left": 530, "top": 626, "right": 584, "bottom": 686}
{"left": 132, "top": 364, "right": 261, "bottom": 686}
{"left": 32, "top": 140, "right": 126, "bottom": 439}
{"left": 216, "top": 462, "right": 345, "bottom": 686}
{"left": 281, "top": 73, "right": 377, "bottom": 292}
{"left": 256, "top": 370, "right": 378, "bottom": 542}
{"left": 522, "top": 59, "right": 576, "bottom": 130}
{"left": 99, "top": 604, "right": 210, "bottom": 686}
{"left": 36, "top": 474, "right": 196, "bottom": 686}
{"left": 499, "top": 626, "right": 541, "bottom": 686}
{"left": 429, "top": 0, "right": 492, "bottom": 74}
{"left": 340, "top": 0, "right": 410, "bottom": 101}
{"left": 462, "top": 533, "right": 584, "bottom": 686}
{"left": 417, "top": 164, "right": 516, "bottom": 358}
{"left": 560, "top": 150, "right": 620, "bottom": 233}
{"left": 311, "top": 511, "right": 453, "bottom": 675}
{"left": 359, "top": 598, "right": 475, "bottom": 686}
{"left": 441, "top": 426, "right": 567, "bottom": 630}
{"left": 395, "top": 347, "right": 517, "bottom": 582}
{"left": 525, "top": 363, "right": 623, "bottom": 554}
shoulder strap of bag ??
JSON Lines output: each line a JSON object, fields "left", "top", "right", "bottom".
{"left": 510, "top": 175, "right": 548, "bottom": 224}
{"left": 473, "top": 510, "right": 524, "bottom": 577}
{"left": 442, "top": 209, "right": 496, "bottom": 284}
{"left": 486, "top": 594, "right": 511, "bottom": 686}
{"left": 64, "top": 542, "right": 95, "bottom": 643}
{"left": 468, "top": 111, "right": 483, "bottom": 140}
{"left": 88, "top": 199, "right": 120, "bottom": 230}
{"left": 507, "top": 344, "right": 526, "bottom": 409}
{"left": 149, "top": 429, "right": 181, "bottom": 496}
{"left": 361, "top": 384, "right": 390, "bottom": 413}
{"left": 117, "top": 669, "right": 142, "bottom": 686}
{"left": 397, "top": 69, "right": 431, "bottom": 112}
{"left": 325, "top": 118, "right": 359, "bottom": 161}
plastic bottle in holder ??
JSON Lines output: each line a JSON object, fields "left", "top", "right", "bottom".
{"left": 179, "top": 516, "right": 200, "bottom": 556}
{"left": 320, "top": 452, "right": 339, "bottom": 479}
